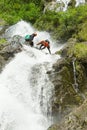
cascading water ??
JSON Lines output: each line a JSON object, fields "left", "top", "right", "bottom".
{"left": 72, "top": 58, "right": 79, "bottom": 92}
{"left": 0, "top": 21, "right": 63, "bottom": 130}
{"left": 76, "top": 0, "right": 85, "bottom": 6}
{"left": 56, "top": 0, "right": 85, "bottom": 11}
{"left": 72, "top": 58, "right": 86, "bottom": 99}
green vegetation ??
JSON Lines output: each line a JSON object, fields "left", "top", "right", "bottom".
{"left": 0, "top": 0, "right": 87, "bottom": 41}
{"left": 34, "top": 4, "right": 87, "bottom": 41}
{"left": 0, "top": 0, "right": 43, "bottom": 24}
{"left": 0, "top": 19, "right": 6, "bottom": 25}
{"left": 68, "top": 43, "right": 87, "bottom": 60}
{"left": 0, "top": 38, "right": 7, "bottom": 44}
{"left": 78, "top": 22, "right": 87, "bottom": 41}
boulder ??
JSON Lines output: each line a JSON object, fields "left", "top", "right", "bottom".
{"left": 48, "top": 99, "right": 87, "bottom": 130}
{"left": 0, "top": 35, "right": 23, "bottom": 71}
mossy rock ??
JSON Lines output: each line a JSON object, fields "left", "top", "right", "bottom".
{"left": 0, "top": 55, "right": 6, "bottom": 72}
{"left": 50, "top": 58, "right": 84, "bottom": 119}
{"left": 51, "top": 40, "right": 87, "bottom": 120}
{"left": 68, "top": 0, "right": 76, "bottom": 8}
{"left": 61, "top": 41, "right": 87, "bottom": 92}
{"left": 78, "top": 22, "right": 87, "bottom": 41}
{"left": 0, "top": 38, "right": 9, "bottom": 51}
{"left": 0, "top": 38, "right": 7, "bottom": 45}
{"left": 0, "top": 18, "right": 6, "bottom": 26}
{"left": 48, "top": 100, "right": 87, "bottom": 130}
{"left": 44, "top": 1, "right": 64, "bottom": 12}
{"left": 67, "top": 42, "right": 87, "bottom": 60}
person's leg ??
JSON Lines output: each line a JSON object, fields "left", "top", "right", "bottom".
{"left": 30, "top": 41, "right": 34, "bottom": 47}
{"left": 47, "top": 47, "right": 51, "bottom": 54}
{"left": 40, "top": 44, "right": 45, "bottom": 50}
{"left": 25, "top": 40, "right": 33, "bottom": 47}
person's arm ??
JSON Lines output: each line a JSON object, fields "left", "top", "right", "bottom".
{"left": 37, "top": 41, "right": 43, "bottom": 45}
{"left": 37, "top": 42, "right": 41, "bottom": 45}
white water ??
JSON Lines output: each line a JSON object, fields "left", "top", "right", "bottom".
{"left": 56, "top": 0, "right": 85, "bottom": 11}
{"left": 0, "top": 21, "right": 62, "bottom": 130}
{"left": 76, "top": 0, "right": 85, "bottom": 6}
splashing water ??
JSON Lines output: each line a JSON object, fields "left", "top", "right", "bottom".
{"left": 72, "top": 58, "right": 79, "bottom": 92}
{"left": 5, "top": 20, "right": 63, "bottom": 53}
{"left": 0, "top": 21, "right": 63, "bottom": 130}
{"left": 72, "top": 58, "right": 86, "bottom": 99}
{"left": 56, "top": 0, "right": 85, "bottom": 11}
{"left": 75, "top": 0, "right": 85, "bottom": 6}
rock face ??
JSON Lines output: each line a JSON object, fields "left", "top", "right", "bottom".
{"left": 48, "top": 99, "right": 87, "bottom": 130}
{"left": 48, "top": 58, "right": 84, "bottom": 121}
{"left": 43, "top": 1, "right": 64, "bottom": 12}
{"left": 47, "top": 37, "right": 87, "bottom": 129}
{"left": 0, "top": 34, "right": 23, "bottom": 72}
{"left": 43, "top": 0, "right": 85, "bottom": 12}
{"left": 68, "top": 0, "right": 76, "bottom": 8}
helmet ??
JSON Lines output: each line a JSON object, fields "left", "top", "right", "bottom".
{"left": 45, "top": 39, "right": 50, "bottom": 44}
{"left": 33, "top": 33, "right": 37, "bottom": 36}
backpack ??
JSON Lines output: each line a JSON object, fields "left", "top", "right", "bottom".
{"left": 25, "top": 35, "right": 30, "bottom": 40}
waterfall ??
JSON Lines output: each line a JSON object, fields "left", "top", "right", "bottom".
{"left": 76, "top": 0, "right": 85, "bottom": 6}
{"left": 0, "top": 21, "right": 62, "bottom": 130}
{"left": 72, "top": 58, "right": 79, "bottom": 92}
{"left": 56, "top": 0, "right": 85, "bottom": 11}
{"left": 72, "top": 58, "right": 86, "bottom": 99}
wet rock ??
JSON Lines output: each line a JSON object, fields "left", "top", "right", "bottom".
{"left": 0, "top": 25, "right": 9, "bottom": 36}
{"left": 0, "top": 42, "right": 22, "bottom": 60}
{"left": 0, "top": 19, "right": 9, "bottom": 39}
{"left": 68, "top": 0, "right": 76, "bottom": 8}
{"left": 48, "top": 99, "right": 87, "bottom": 130}
{"left": 43, "top": 1, "right": 64, "bottom": 13}
{"left": 0, "top": 35, "right": 23, "bottom": 72}
{"left": 47, "top": 44, "right": 87, "bottom": 129}
{"left": 47, "top": 40, "right": 87, "bottom": 123}
{"left": 0, "top": 55, "right": 6, "bottom": 72}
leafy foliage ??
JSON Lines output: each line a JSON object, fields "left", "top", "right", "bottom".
{"left": 68, "top": 43, "right": 87, "bottom": 60}
{"left": 34, "top": 4, "right": 87, "bottom": 41}
{"left": 0, "top": 0, "right": 87, "bottom": 41}
{"left": 0, "top": 0, "right": 43, "bottom": 24}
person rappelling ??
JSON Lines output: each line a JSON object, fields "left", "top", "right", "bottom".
{"left": 37, "top": 39, "right": 51, "bottom": 54}
{"left": 25, "top": 33, "right": 37, "bottom": 47}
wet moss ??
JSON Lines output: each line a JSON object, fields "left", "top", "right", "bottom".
{"left": 52, "top": 60, "right": 83, "bottom": 117}
{"left": 0, "top": 38, "right": 8, "bottom": 51}
{"left": 78, "top": 22, "right": 87, "bottom": 41}
{"left": 0, "top": 38, "right": 7, "bottom": 45}
{"left": 60, "top": 64, "right": 82, "bottom": 102}
{"left": 66, "top": 42, "right": 87, "bottom": 92}
{"left": 67, "top": 43, "right": 87, "bottom": 60}
{"left": 75, "top": 61, "right": 86, "bottom": 89}
{"left": 52, "top": 40, "right": 87, "bottom": 119}
{"left": 0, "top": 19, "right": 6, "bottom": 25}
